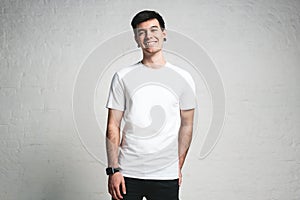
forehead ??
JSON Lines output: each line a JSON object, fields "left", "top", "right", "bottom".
{"left": 136, "top": 18, "right": 161, "bottom": 29}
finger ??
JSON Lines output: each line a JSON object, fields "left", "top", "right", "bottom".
{"left": 115, "top": 185, "right": 123, "bottom": 199}
{"left": 112, "top": 189, "right": 119, "bottom": 200}
{"left": 108, "top": 184, "right": 113, "bottom": 195}
{"left": 110, "top": 184, "right": 119, "bottom": 200}
{"left": 122, "top": 178, "right": 126, "bottom": 195}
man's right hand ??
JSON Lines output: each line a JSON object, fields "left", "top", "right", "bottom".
{"left": 108, "top": 172, "right": 126, "bottom": 200}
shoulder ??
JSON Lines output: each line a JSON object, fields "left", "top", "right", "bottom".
{"left": 166, "top": 62, "right": 195, "bottom": 88}
{"left": 114, "top": 62, "right": 141, "bottom": 79}
{"left": 166, "top": 62, "right": 193, "bottom": 79}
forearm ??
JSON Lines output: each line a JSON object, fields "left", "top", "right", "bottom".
{"left": 105, "top": 109, "right": 123, "bottom": 168}
{"left": 178, "top": 124, "right": 193, "bottom": 170}
{"left": 106, "top": 126, "right": 120, "bottom": 168}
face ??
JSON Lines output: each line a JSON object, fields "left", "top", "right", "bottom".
{"left": 135, "top": 18, "right": 166, "bottom": 54}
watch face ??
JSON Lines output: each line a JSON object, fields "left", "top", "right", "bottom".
{"left": 106, "top": 167, "right": 120, "bottom": 175}
{"left": 106, "top": 168, "right": 113, "bottom": 175}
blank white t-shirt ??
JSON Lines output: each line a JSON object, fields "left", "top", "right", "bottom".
{"left": 106, "top": 62, "right": 196, "bottom": 179}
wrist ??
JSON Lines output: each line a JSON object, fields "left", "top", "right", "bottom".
{"left": 106, "top": 167, "right": 121, "bottom": 175}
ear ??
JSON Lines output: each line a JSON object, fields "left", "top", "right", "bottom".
{"left": 134, "top": 35, "right": 140, "bottom": 47}
{"left": 162, "top": 29, "right": 167, "bottom": 39}
{"left": 134, "top": 35, "right": 138, "bottom": 43}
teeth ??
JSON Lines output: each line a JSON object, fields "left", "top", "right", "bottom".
{"left": 145, "top": 41, "right": 156, "bottom": 46}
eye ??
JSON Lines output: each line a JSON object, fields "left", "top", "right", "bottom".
{"left": 138, "top": 31, "right": 145, "bottom": 36}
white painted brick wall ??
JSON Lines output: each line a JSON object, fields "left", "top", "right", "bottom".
{"left": 1, "top": 0, "right": 299, "bottom": 200}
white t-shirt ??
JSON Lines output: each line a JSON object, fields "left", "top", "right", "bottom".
{"left": 106, "top": 62, "right": 196, "bottom": 179}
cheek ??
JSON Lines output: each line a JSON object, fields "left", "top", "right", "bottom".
{"left": 137, "top": 37, "right": 145, "bottom": 43}
{"left": 135, "top": 36, "right": 142, "bottom": 42}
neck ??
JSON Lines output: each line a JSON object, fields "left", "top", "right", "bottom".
{"left": 141, "top": 50, "right": 166, "bottom": 69}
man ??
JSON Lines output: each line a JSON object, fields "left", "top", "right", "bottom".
{"left": 105, "top": 10, "right": 196, "bottom": 200}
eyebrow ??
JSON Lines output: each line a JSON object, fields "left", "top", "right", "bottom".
{"left": 137, "top": 26, "right": 159, "bottom": 32}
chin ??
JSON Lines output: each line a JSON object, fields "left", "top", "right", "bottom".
{"left": 144, "top": 47, "right": 161, "bottom": 54}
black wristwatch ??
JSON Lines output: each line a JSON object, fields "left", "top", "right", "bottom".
{"left": 106, "top": 167, "right": 121, "bottom": 175}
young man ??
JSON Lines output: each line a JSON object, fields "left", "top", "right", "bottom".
{"left": 105, "top": 10, "right": 196, "bottom": 200}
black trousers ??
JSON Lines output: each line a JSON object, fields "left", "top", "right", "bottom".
{"left": 113, "top": 177, "right": 179, "bottom": 200}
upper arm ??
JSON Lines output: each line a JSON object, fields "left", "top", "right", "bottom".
{"left": 107, "top": 108, "right": 124, "bottom": 132}
{"left": 180, "top": 109, "right": 195, "bottom": 127}
{"left": 106, "top": 73, "right": 126, "bottom": 111}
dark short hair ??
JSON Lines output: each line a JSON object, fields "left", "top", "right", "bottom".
{"left": 131, "top": 10, "right": 165, "bottom": 31}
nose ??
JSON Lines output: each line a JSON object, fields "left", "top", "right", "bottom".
{"left": 145, "top": 29, "right": 153, "bottom": 40}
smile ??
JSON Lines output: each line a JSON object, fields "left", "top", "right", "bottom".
{"left": 144, "top": 41, "right": 157, "bottom": 47}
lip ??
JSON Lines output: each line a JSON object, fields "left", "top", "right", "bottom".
{"left": 144, "top": 41, "right": 158, "bottom": 47}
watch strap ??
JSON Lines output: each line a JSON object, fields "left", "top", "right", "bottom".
{"left": 106, "top": 167, "right": 121, "bottom": 175}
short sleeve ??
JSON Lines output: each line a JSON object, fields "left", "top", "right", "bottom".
{"left": 106, "top": 73, "right": 126, "bottom": 111}
{"left": 179, "top": 74, "right": 197, "bottom": 110}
